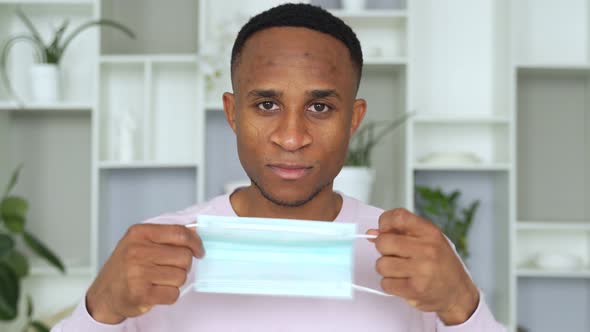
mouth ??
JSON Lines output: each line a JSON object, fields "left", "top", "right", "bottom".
{"left": 267, "top": 163, "right": 313, "bottom": 180}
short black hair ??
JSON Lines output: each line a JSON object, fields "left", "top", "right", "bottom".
{"left": 230, "top": 3, "right": 363, "bottom": 89}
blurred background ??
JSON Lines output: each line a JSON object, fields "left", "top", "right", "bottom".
{"left": 0, "top": 0, "right": 588, "bottom": 331}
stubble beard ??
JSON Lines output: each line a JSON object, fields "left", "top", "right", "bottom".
{"left": 249, "top": 176, "right": 332, "bottom": 208}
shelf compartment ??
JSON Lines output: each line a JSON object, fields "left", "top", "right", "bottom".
{"left": 338, "top": 14, "right": 406, "bottom": 58}
{"left": 100, "top": 0, "right": 199, "bottom": 55}
{"left": 205, "top": 111, "right": 247, "bottom": 199}
{"left": 411, "top": 0, "right": 504, "bottom": 117}
{"left": 149, "top": 62, "right": 199, "bottom": 163}
{"left": 414, "top": 171, "right": 510, "bottom": 321}
{"left": 98, "top": 168, "right": 197, "bottom": 266}
{"left": 99, "top": 62, "right": 145, "bottom": 162}
{"left": 516, "top": 70, "right": 589, "bottom": 221}
{"left": 517, "top": 278, "right": 590, "bottom": 332}
{"left": 516, "top": 228, "right": 590, "bottom": 274}
{"left": 0, "top": 2, "right": 96, "bottom": 103}
{"left": 8, "top": 111, "right": 92, "bottom": 272}
{"left": 512, "top": 0, "right": 589, "bottom": 67}
{"left": 357, "top": 65, "right": 407, "bottom": 208}
{"left": 413, "top": 122, "right": 510, "bottom": 165}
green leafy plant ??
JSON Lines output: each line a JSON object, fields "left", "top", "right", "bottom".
{"left": 0, "top": 7, "right": 135, "bottom": 101}
{"left": 1, "top": 165, "right": 65, "bottom": 331}
{"left": 415, "top": 186, "right": 480, "bottom": 259}
{"left": 344, "top": 112, "right": 412, "bottom": 167}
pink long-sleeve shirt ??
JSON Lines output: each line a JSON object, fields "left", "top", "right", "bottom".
{"left": 52, "top": 194, "right": 506, "bottom": 332}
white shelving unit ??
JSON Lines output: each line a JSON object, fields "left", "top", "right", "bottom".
{"left": 405, "top": 1, "right": 512, "bottom": 329}
{"left": 510, "top": 0, "right": 590, "bottom": 331}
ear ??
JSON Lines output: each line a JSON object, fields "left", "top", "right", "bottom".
{"left": 223, "top": 92, "right": 237, "bottom": 133}
{"left": 350, "top": 98, "right": 367, "bottom": 136}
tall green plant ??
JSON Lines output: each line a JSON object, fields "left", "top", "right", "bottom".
{"left": 1, "top": 165, "right": 65, "bottom": 331}
{"left": 0, "top": 7, "right": 135, "bottom": 102}
{"left": 344, "top": 112, "right": 412, "bottom": 167}
{"left": 415, "top": 186, "right": 480, "bottom": 259}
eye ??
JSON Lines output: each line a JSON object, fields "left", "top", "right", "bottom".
{"left": 307, "top": 103, "right": 331, "bottom": 113}
{"left": 257, "top": 101, "right": 280, "bottom": 112}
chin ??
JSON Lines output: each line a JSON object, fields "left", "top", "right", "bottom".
{"left": 253, "top": 177, "right": 331, "bottom": 208}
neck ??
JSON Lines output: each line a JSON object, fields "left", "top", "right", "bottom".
{"left": 230, "top": 184, "right": 343, "bottom": 221}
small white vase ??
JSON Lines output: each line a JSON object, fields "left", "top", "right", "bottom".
{"left": 30, "top": 63, "right": 60, "bottom": 102}
{"left": 333, "top": 166, "right": 375, "bottom": 203}
{"left": 341, "top": 0, "right": 366, "bottom": 11}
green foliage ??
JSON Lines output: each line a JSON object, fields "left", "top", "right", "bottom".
{"left": 23, "top": 231, "right": 64, "bottom": 273}
{"left": 0, "top": 262, "right": 18, "bottom": 320}
{"left": 345, "top": 112, "right": 412, "bottom": 167}
{"left": 1, "top": 196, "right": 28, "bottom": 233}
{"left": 0, "top": 7, "right": 135, "bottom": 102}
{"left": 0, "top": 166, "right": 66, "bottom": 329}
{"left": 28, "top": 320, "right": 51, "bottom": 332}
{"left": 415, "top": 186, "right": 480, "bottom": 259}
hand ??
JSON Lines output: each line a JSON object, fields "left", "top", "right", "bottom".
{"left": 367, "top": 208, "right": 480, "bottom": 325}
{"left": 86, "top": 224, "right": 205, "bottom": 324}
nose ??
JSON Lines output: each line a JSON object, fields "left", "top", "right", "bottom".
{"left": 269, "top": 109, "right": 312, "bottom": 152}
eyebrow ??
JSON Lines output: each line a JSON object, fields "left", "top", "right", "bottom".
{"left": 307, "top": 89, "right": 341, "bottom": 100}
{"left": 246, "top": 89, "right": 342, "bottom": 100}
{"left": 247, "top": 89, "right": 282, "bottom": 98}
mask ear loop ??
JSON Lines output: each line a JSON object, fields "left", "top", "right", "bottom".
{"left": 351, "top": 284, "right": 392, "bottom": 297}
{"left": 179, "top": 285, "right": 193, "bottom": 298}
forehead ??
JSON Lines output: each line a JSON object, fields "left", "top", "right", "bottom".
{"left": 234, "top": 27, "right": 356, "bottom": 92}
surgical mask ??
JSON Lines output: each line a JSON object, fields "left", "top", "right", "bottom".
{"left": 181, "top": 215, "right": 391, "bottom": 299}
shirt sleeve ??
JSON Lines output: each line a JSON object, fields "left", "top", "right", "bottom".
{"left": 50, "top": 296, "right": 136, "bottom": 332}
{"left": 435, "top": 291, "right": 507, "bottom": 332}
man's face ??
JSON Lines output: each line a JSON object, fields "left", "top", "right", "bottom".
{"left": 223, "top": 27, "right": 366, "bottom": 206}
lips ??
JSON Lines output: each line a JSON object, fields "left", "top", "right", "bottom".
{"left": 268, "top": 163, "right": 313, "bottom": 180}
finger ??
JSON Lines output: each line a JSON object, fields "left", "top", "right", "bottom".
{"left": 378, "top": 208, "right": 436, "bottom": 237}
{"left": 145, "top": 265, "right": 188, "bottom": 288}
{"left": 144, "top": 244, "right": 194, "bottom": 271}
{"left": 146, "top": 285, "right": 181, "bottom": 306}
{"left": 374, "top": 233, "right": 421, "bottom": 258}
{"left": 131, "top": 224, "right": 205, "bottom": 258}
{"left": 380, "top": 277, "right": 415, "bottom": 299}
{"left": 375, "top": 256, "right": 414, "bottom": 278}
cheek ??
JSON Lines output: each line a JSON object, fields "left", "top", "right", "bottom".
{"left": 236, "top": 117, "right": 266, "bottom": 154}
{"left": 313, "top": 119, "right": 351, "bottom": 155}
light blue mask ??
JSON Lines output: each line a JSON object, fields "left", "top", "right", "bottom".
{"left": 181, "top": 215, "right": 391, "bottom": 299}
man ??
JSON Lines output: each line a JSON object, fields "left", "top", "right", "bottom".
{"left": 53, "top": 4, "right": 505, "bottom": 331}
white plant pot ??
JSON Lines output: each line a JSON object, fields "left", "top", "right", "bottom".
{"left": 341, "top": 0, "right": 366, "bottom": 11}
{"left": 333, "top": 166, "right": 375, "bottom": 203}
{"left": 30, "top": 63, "right": 60, "bottom": 102}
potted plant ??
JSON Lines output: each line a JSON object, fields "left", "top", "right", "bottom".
{"left": 0, "top": 165, "right": 65, "bottom": 331}
{"left": 414, "top": 186, "right": 480, "bottom": 260}
{"left": 0, "top": 7, "right": 135, "bottom": 105}
{"left": 333, "top": 112, "right": 411, "bottom": 203}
